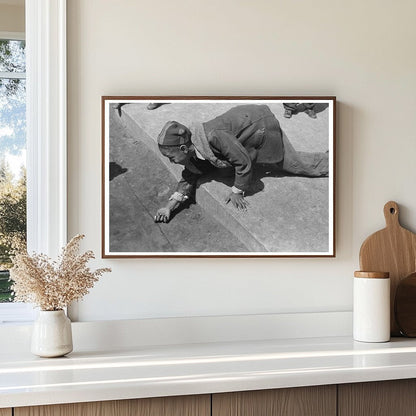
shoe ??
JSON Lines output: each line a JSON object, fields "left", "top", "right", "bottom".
{"left": 284, "top": 109, "right": 292, "bottom": 118}
{"left": 306, "top": 109, "right": 317, "bottom": 119}
{"left": 115, "top": 103, "right": 126, "bottom": 117}
{"left": 147, "top": 103, "right": 164, "bottom": 110}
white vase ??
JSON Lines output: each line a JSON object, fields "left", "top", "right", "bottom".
{"left": 31, "top": 310, "right": 73, "bottom": 357}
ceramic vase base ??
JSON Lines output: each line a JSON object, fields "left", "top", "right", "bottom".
{"left": 31, "top": 344, "right": 73, "bottom": 358}
{"left": 31, "top": 310, "right": 73, "bottom": 358}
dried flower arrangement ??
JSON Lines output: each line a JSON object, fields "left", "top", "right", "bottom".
{"left": 10, "top": 234, "right": 111, "bottom": 311}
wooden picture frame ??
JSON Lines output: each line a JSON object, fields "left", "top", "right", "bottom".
{"left": 102, "top": 96, "right": 336, "bottom": 257}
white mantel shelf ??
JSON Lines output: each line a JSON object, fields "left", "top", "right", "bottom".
{"left": 2, "top": 335, "right": 416, "bottom": 409}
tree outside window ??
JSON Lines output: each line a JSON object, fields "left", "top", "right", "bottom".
{"left": 0, "top": 38, "right": 26, "bottom": 303}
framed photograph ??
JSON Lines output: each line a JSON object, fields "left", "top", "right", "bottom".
{"left": 102, "top": 96, "right": 336, "bottom": 257}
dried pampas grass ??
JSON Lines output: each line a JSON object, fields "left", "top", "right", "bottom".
{"left": 10, "top": 234, "right": 111, "bottom": 311}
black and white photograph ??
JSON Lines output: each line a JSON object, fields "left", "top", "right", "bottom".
{"left": 102, "top": 97, "right": 335, "bottom": 257}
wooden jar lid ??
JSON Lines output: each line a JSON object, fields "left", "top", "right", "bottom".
{"left": 354, "top": 271, "right": 390, "bottom": 279}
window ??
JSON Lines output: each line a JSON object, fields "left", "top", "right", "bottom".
{"left": 0, "top": 32, "right": 34, "bottom": 323}
{"left": 0, "top": 34, "right": 32, "bottom": 323}
{"left": 0, "top": 35, "right": 26, "bottom": 303}
{"left": 0, "top": 1, "right": 67, "bottom": 324}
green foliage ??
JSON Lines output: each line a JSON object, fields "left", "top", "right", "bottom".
{"left": 0, "top": 39, "right": 25, "bottom": 72}
{"left": 0, "top": 161, "right": 26, "bottom": 270}
{"left": 0, "top": 270, "right": 13, "bottom": 303}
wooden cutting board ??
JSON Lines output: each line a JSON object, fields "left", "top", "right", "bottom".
{"left": 359, "top": 201, "right": 416, "bottom": 336}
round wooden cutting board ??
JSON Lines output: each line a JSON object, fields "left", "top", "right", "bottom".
{"left": 359, "top": 201, "right": 416, "bottom": 336}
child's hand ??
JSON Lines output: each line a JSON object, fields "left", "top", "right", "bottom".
{"left": 224, "top": 192, "right": 249, "bottom": 211}
{"left": 154, "top": 207, "right": 171, "bottom": 223}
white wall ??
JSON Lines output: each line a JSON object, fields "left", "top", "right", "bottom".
{"left": 67, "top": 0, "right": 416, "bottom": 322}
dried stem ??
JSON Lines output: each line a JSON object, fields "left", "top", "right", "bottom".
{"left": 10, "top": 234, "right": 111, "bottom": 310}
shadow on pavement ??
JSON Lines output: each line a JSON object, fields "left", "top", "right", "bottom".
{"left": 198, "top": 164, "right": 293, "bottom": 197}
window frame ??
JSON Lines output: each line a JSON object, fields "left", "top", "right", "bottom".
{"left": 26, "top": 0, "right": 67, "bottom": 257}
{"left": 0, "top": 0, "right": 67, "bottom": 323}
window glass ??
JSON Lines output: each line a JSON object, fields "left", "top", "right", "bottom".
{"left": 0, "top": 39, "right": 26, "bottom": 303}
{"left": 0, "top": 39, "right": 26, "bottom": 73}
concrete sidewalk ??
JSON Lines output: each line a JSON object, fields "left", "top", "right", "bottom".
{"left": 108, "top": 108, "right": 248, "bottom": 253}
{"left": 111, "top": 102, "right": 330, "bottom": 253}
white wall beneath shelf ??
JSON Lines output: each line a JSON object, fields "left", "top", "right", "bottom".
{"left": 0, "top": 312, "right": 352, "bottom": 353}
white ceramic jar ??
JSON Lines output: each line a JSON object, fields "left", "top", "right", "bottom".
{"left": 31, "top": 310, "right": 73, "bottom": 357}
{"left": 353, "top": 271, "right": 390, "bottom": 343}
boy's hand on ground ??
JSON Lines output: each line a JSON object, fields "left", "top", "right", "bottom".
{"left": 224, "top": 192, "right": 249, "bottom": 211}
{"left": 154, "top": 207, "right": 171, "bottom": 223}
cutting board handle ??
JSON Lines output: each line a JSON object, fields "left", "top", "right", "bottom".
{"left": 384, "top": 201, "right": 400, "bottom": 228}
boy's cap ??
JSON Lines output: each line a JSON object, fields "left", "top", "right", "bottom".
{"left": 157, "top": 121, "right": 191, "bottom": 146}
